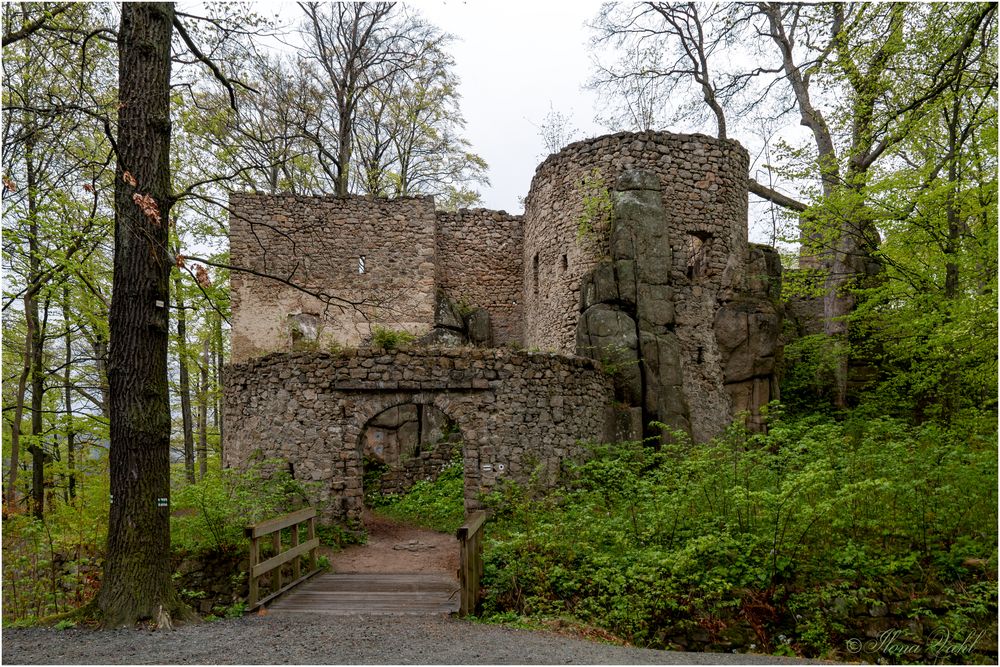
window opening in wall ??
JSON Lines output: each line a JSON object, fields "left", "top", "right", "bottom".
{"left": 697, "top": 346, "right": 704, "bottom": 364}
{"left": 687, "top": 232, "right": 712, "bottom": 280}
{"left": 561, "top": 254, "right": 568, "bottom": 271}
{"left": 533, "top": 253, "right": 539, "bottom": 295}
{"left": 358, "top": 255, "right": 366, "bottom": 274}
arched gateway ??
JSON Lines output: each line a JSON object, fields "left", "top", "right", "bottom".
{"left": 223, "top": 347, "right": 615, "bottom": 523}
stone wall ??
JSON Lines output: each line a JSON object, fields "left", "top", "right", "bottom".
{"left": 435, "top": 209, "right": 524, "bottom": 345}
{"left": 223, "top": 347, "right": 615, "bottom": 523}
{"left": 226, "top": 131, "right": 782, "bottom": 448}
{"left": 362, "top": 403, "right": 460, "bottom": 496}
{"left": 522, "top": 133, "right": 754, "bottom": 441}
{"left": 229, "top": 194, "right": 438, "bottom": 362}
{"left": 522, "top": 131, "right": 750, "bottom": 357}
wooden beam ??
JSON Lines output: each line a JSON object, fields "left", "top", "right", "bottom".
{"left": 246, "top": 507, "right": 316, "bottom": 538}
{"left": 252, "top": 537, "right": 321, "bottom": 579}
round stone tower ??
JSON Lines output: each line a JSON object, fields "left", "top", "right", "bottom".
{"left": 522, "top": 131, "right": 762, "bottom": 442}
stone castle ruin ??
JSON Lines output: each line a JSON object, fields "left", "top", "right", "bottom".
{"left": 223, "top": 131, "right": 783, "bottom": 522}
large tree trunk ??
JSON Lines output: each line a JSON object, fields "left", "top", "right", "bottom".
{"left": 96, "top": 1, "right": 191, "bottom": 628}
{"left": 174, "top": 273, "right": 195, "bottom": 483}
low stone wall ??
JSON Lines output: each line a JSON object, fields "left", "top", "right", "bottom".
{"left": 172, "top": 547, "right": 247, "bottom": 616}
{"left": 223, "top": 347, "right": 615, "bottom": 523}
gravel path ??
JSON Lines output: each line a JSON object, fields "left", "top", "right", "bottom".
{"left": 3, "top": 614, "right": 827, "bottom": 665}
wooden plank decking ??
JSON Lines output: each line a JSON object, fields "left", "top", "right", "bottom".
{"left": 265, "top": 572, "right": 461, "bottom": 615}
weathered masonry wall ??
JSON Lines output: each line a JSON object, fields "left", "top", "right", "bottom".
{"left": 435, "top": 209, "right": 524, "bottom": 345}
{"left": 223, "top": 348, "right": 614, "bottom": 523}
{"left": 226, "top": 130, "right": 783, "bottom": 450}
{"left": 523, "top": 131, "right": 750, "bottom": 356}
{"left": 229, "top": 194, "right": 438, "bottom": 362}
{"left": 524, "top": 133, "right": 760, "bottom": 441}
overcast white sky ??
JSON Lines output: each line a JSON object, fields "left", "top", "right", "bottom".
{"left": 411, "top": 0, "right": 608, "bottom": 213}
{"left": 255, "top": 1, "right": 788, "bottom": 243}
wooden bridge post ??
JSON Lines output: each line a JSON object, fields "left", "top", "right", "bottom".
{"left": 456, "top": 510, "right": 487, "bottom": 617}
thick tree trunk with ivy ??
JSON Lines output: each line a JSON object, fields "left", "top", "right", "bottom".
{"left": 96, "top": 1, "right": 192, "bottom": 628}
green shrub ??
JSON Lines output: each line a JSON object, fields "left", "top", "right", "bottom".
{"left": 479, "top": 410, "right": 998, "bottom": 658}
{"left": 370, "top": 325, "right": 416, "bottom": 351}
{"left": 375, "top": 455, "right": 465, "bottom": 534}
{"left": 1, "top": 470, "right": 108, "bottom": 624}
{"left": 170, "top": 460, "right": 320, "bottom": 551}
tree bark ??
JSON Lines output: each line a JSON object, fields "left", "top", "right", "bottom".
{"left": 174, "top": 273, "right": 195, "bottom": 483}
{"left": 198, "top": 336, "right": 209, "bottom": 479}
{"left": 96, "top": 1, "right": 192, "bottom": 628}
{"left": 63, "top": 286, "right": 76, "bottom": 500}
{"left": 25, "top": 127, "right": 48, "bottom": 519}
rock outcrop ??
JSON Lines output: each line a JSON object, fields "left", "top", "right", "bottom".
{"left": 576, "top": 171, "right": 690, "bottom": 440}
{"left": 576, "top": 170, "right": 782, "bottom": 440}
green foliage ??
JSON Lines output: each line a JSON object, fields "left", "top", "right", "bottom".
{"left": 223, "top": 601, "right": 247, "bottom": 618}
{"left": 370, "top": 325, "right": 417, "bottom": 351}
{"left": 1, "top": 457, "right": 109, "bottom": 624}
{"left": 170, "top": 460, "right": 320, "bottom": 552}
{"left": 779, "top": 334, "right": 844, "bottom": 410}
{"left": 375, "top": 455, "right": 465, "bottom": 534}
{"left": 315, "top": 523, "right": 365, "bottom": 549}
{"left": 479, "top": 411, "right": 997, "bottom": 658}
{"left": 577, "top": 168, "right": 612, "bottom": 247}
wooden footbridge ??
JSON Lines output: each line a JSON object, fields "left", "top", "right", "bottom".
{"left": 243, "top": 509, "right": 485, "bottom": 617}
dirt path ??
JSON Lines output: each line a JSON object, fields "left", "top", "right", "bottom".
{"left": 323, "top": 511, "right": 458, "bottom": 576}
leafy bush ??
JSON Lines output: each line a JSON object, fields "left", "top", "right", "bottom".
{"left": 375, "top": 455, "right": 465, "bottom": 534}
{"left": 370, "top": 325, "right": 416, "bottom": 351}
{"left": 1, "top": 462, "right": 109, "bottom": 623}
{"left": 170, "top": 460, "right": 320, "bottom": 551}
{"left": 479, "top": 410, "right": 998, "bottom": 658}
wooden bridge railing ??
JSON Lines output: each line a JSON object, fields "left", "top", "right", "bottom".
{"left": 245, "top": 507, "right": 323, "bottom": 610}
{"left": 456, "top": 510, "right": 487, "bottom": 617}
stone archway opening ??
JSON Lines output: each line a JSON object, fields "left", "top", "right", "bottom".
{"left": 360, "top": 402, "right": 462, "bottom": 509}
